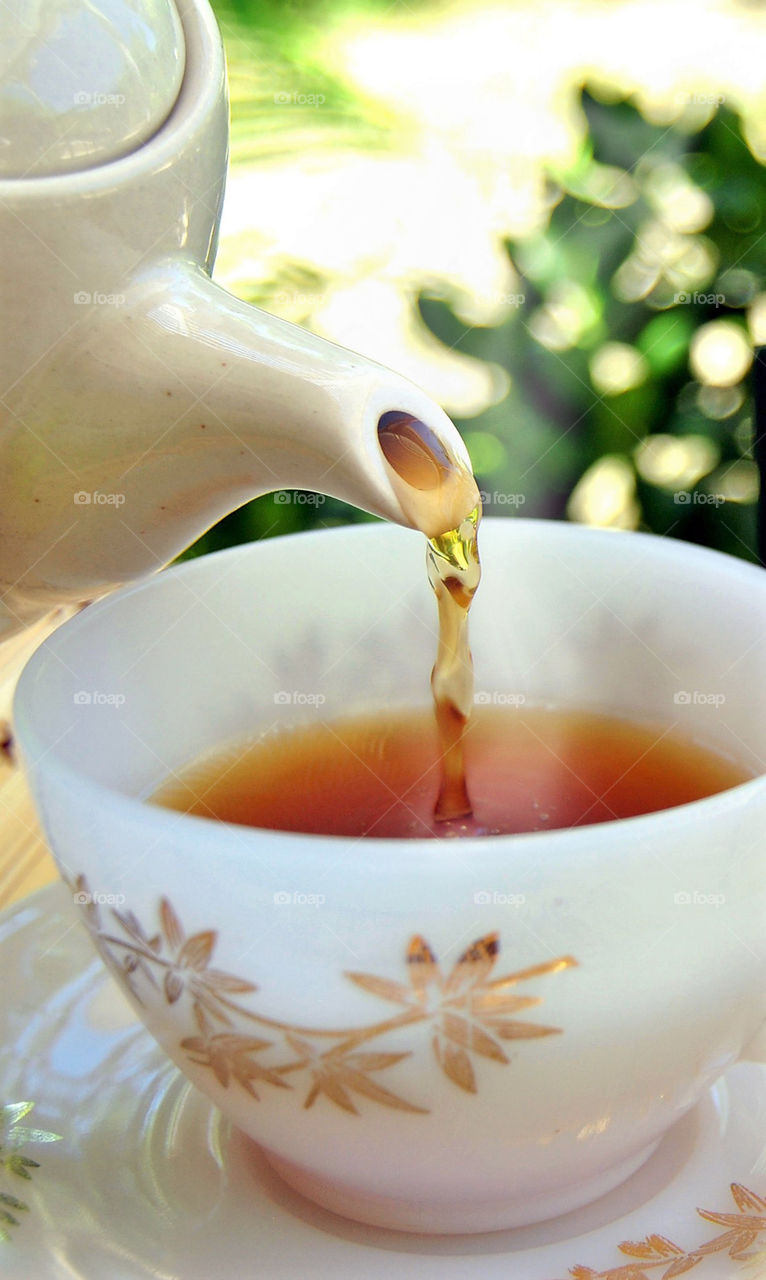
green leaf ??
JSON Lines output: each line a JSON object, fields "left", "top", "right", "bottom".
{"left": 0, "top": 1100, "right": 62, "bottom": 1242}
{"left": 0, "top": 1193, "right": 27, "bottom": 1213}
{"left": 0, "top": 1102, "right": 34, "bottom": 1128}
{"left": 5, "top": 1155, "right": 39, "bottom": 1178}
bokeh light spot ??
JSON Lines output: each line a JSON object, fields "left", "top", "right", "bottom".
{"left": 635, "top": 434, "right": 719, "bottom": 489}
{"left": 567, "top": 455, "right": 639, "bottom": 529}
{"left": 590, "top": 343, "right": 648, "bottom": 395}
{"left": 689, "top": 320, "right": 752, "bottom": 387}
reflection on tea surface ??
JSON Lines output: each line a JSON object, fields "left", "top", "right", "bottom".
{"left": 153, "top": 705, "right": 752, "bottom": 839}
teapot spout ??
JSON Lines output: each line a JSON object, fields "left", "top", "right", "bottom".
{"left": 0, "top": 261, "right": 479, "bottom": 639}
{"left": 121, "top": 261, "right": 479, "bottom": 538}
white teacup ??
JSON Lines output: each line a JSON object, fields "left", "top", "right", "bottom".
{"left": 14, "top": 519, "right": 766, "bottom": 1233}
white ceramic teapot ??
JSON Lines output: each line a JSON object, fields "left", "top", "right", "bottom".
{"left": 0, "top": 0, "right": 478, "bottom": 639}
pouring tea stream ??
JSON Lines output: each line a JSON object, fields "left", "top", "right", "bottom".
{"left": 0, "top": 0, "right": 479, "bottom": 640}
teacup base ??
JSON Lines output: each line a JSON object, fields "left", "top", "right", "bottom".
{"left": 261, "top": 1137, "right": 663, "bottom": 1234}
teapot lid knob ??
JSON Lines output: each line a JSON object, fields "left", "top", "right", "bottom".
{"left": 0, "top": 0, "right": 185, "bottom": 178}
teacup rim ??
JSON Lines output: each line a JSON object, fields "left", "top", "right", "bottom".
{"left": 14, "top": 518, "right": 766, "bottom": 859}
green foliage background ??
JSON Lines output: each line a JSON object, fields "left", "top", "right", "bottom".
{"left": 188, "top": 1, "right": 763, "bottom": 564}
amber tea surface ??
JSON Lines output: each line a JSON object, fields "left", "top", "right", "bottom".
{"left": 152, "top": 706, "right": 752, "bottom": 839}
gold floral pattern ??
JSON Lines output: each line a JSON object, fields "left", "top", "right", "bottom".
{"left": 556, "top": 1184, "right": 766, "bottom": 1279}
{"left": 0, "top": 1102, "right": 62, "bottom": 1242}
{"left": 346, "top": 933, "right": 576, "bottom": 1094}
{"left": 71, "top": 875, "right": 576, "bottom": 1116}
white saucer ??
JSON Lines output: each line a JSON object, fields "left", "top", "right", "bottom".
{"left": 2, "top": 883, "right": 766, "bottom": 1280}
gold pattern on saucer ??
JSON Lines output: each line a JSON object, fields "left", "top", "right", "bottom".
{"left": 557, "top": 1183, "right": 766, "bottom": 1279}
{"left": 71, "top": 875, "right": 575, "bottom": 1116}
{"left": 0, "top": 1102, "right": 62, "bottom": 1242}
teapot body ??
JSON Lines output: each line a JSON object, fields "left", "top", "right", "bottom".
{"left": 0, "top": 0, "right": 477, "bottom": 642}
{"left": 0, "top": 0, "right": 229, "bottom": 634}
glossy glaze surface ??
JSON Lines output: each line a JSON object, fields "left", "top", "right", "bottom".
{"left": 2, "top": 882, "right": 765, "bottom": 1277}
{"left": 13, "top": 521, "right": 766, "bottom": 1231}
{"left": 0, "top": 0, "right": 476, "bottom": 640}
{"left": 0, "top": 0, "right": 185, "bottom": 177}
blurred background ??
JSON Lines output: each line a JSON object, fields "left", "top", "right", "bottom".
{"left": 189, "top": 0, "right": 766, "bottom": 563}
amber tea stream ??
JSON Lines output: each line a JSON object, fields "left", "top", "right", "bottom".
{"left": 153, "top": 418, "right": 753, "bottom": 837}
{"left": 376, "top": 410, "right": 482, "bottom": 824}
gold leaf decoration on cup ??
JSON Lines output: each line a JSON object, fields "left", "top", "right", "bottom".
{"left": 71, "top": 875, "right": 576, "bottom": 1116}
{"left": 346, "top": 933, "right": 577, "bottom": 1095}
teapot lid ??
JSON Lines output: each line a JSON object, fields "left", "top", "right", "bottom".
{"left": 0, "top": 0, "right": 185, "bottom": 178}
